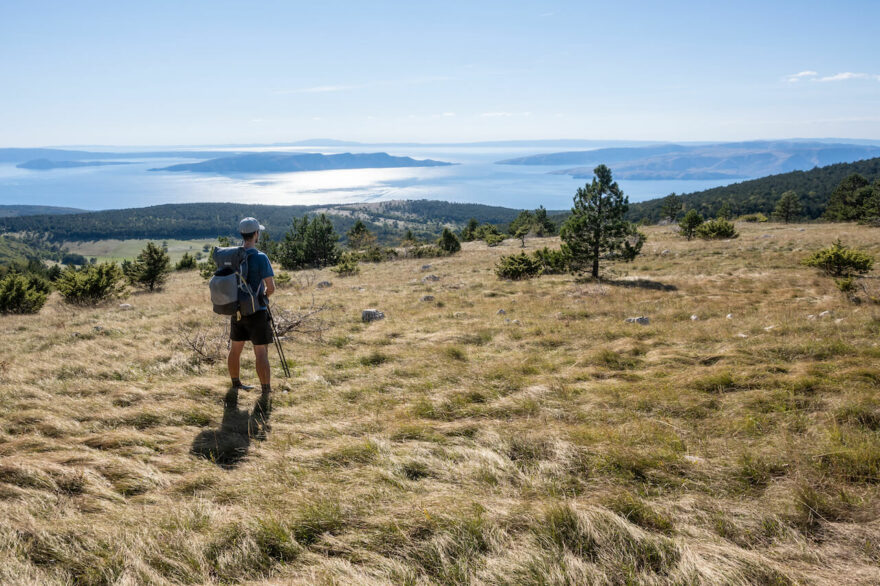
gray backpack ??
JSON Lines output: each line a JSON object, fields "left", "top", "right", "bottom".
{"left": 209, "top": 247, "right": 263, "bottom": 317}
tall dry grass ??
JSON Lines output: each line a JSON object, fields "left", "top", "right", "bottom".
{"left": 1, "top": 222, "right": 880, "bottom": 584}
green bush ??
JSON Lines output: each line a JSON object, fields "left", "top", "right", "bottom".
{"left": 175, "top": 252, "right": 197, "bottom": 271}
{"left": 438, "top": 228, "right": 461, "bottom": 254}
{"left": 406, "top": 245, "right": 448, "bottom": 258}
{"left": 483, "top": 232, "right": 505, "bottom": 247}
{"left": 198, "top": 261, "right": 215, "bottom": 280}
{"left": 533, "top": 247, "right": 570, "bottom": 274}
{"left": 56, "top": 262, "right": 126, "bottom": 305}
{"left": 0, "top": 274, "right": 50, "bottom": 314}
{"left": 331, "top": 252, "right": 360, "bottom": 277}
{"left": 802, "top": 240, "right": 874, "bottom": 277}
{"left": 496, "top": 252, "right": 543, "bottom": 280}
{"left": 738, "top": 213, "right": 768, "bottom": 223}
{"left": 274, "top": 272, "right": 292, "bottom": 287}
{"left": 696, "top": 218, "right": 738, "bottom": 239}
{"left": 354, "top": 246, "right": 398, "bottom": 263}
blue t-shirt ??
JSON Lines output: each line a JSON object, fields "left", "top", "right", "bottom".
{"left": 243, "top": 247, "right": 274, "bottom": 310}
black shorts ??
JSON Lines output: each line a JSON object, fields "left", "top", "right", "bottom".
{"left": 230, "top": 310, "right": 273, "bottom": 346}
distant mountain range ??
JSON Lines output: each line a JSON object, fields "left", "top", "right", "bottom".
{"left": 497, "top": 141, "right": 880, "bottom": 180}
{"left": 150, "top": 152, "right": 454, "bottom": 174}
{"left": 17, "top": 159, "right": 135, "bottom": 170}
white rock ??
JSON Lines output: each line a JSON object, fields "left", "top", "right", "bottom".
{"left": 512, "top": 319, "right": 521, "bottom": 325}
{"left": 807, "top": 314, "right": 816, "bottom": 320}
{"left": 690, "top": 314, "right": 699, "bottom": 321}
{"left": 422, "top": 274, "right": 440, "bottom": 283}
{"left": 316, "top": 281, "right": 332, "bottom": 289}
{"left": 420, "top": 264, "right": 432, "bottom": 271}
{"left": 420, "top": 295, "right": 435, "bottom": 302}
{"left": 683, "top": 455, "right": 704, "bottom": 464}
{"left": 660, "top": 249, "right": 670, "bottom": 256}
{"left": 835, "top": 318, "right": 844, "bottom": 324}
{"left": 361, "top": 309, "right": 385, "bottom": 322}
{"left": 625, "top": 316, "right": 650, "bottom": 325}
{"left": 497, "top": 309, "right": 507, "bottom": 315}
{"left": 119, "top": 303, "right": 133, "bottom": 310}
{"left": 726, "top": 313, "right": 733, "bottom": 319}
{"left": 764, "top": 325, "right": 775, "bottom": 331}
{"left": 735, "top": 333, "right": 748, "bottom": 338}
{"left": 819, "top": 310, "right": 831, "bottom": 318}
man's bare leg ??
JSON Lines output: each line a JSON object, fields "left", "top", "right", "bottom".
{"left": 254, "top": 344, "right": 271, "bottom": 388}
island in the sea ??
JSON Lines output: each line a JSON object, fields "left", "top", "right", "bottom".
{"left": 150, "top": 152, "right": 455, "bottom": 174}
{"left": 17, "top": 159, "right": 137, "bottom": 170}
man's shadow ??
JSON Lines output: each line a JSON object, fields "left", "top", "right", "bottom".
{"left": 191, "top": 390, "right": 272, "bottom": 469}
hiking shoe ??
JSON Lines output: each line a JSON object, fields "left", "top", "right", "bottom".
{"left": 232, "top": 383, "right": 255, "bottom": 391}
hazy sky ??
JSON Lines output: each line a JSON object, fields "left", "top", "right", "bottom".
{"left": 2, "top": 0, "right": 879, "bottom": 146}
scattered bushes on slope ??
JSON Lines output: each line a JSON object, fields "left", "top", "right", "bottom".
{"left": 802, "top": 240, "right": 874, "bottom": 278}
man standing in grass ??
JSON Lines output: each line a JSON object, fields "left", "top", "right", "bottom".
{"left": 226, "top": 217, "right": 275, "bottom": 408}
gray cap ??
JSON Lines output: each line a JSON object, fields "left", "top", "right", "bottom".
{"left": 238, "top": 217, "right": 265, "bottom": 234}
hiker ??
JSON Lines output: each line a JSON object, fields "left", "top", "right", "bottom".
{"left": 227, "top": 217, "right": 276, "bottom": 404}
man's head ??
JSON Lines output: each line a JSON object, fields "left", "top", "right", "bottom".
{"left": 238, "top": 217, "right": 265, "bottom": 244}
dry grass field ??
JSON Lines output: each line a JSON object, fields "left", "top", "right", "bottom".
{"left": 2, "top": 222, "right": 880, "bottom": 584}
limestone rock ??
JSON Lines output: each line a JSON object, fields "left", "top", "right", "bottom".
{"left": 496, "top": 309, "right": 506, "bottom": 315}
{"left": 420, "top": 295, "right": 435, "bottom": 302}
{"left": 119, "top": 303, "right": 133, "bottom": 310}
{"left": 361, "top": 309, "right": 385, "bottom": 322}
{"left": 625, "top": 316, "right": 650, "bottom": 325}
{"left": 316, "top": 281, "right": 332, "bottom": 289}
{"left": 422, "top": 274, "right": 440, "bottom": 283}
{"left": 420, "top": 264, "right": 433, "bottom": 271}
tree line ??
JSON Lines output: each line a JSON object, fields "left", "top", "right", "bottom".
{"left": 626, "top": 156, "right": 880, "bottom": 223}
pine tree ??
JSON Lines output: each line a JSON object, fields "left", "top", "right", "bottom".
{"left": 461, "top": 218, "right": 479, "bottom": 241}
{"left": 533, "top": 206, "right": 556, "bottom": 236}
{"left": 825, "top": 173, "right": 870, "bottom": 221}
{"left": 660, "top": 193, "right": 682, "bottom": 223}
{"left": 678, "top": 209, "right": 704, "bottom": 240}
{"left": 346, "top": 219, "right": 375, "bottom": 250}
{"left": 774, "top": 190, "right": 802, "bottom": 223}
{"left": 127, "top": 241, "right": 171, "bottom": 291}
{"left": 438, "top": 227, "right": 461, "bottom": 253}
{"left": 560, "top": 165, "right": 645, "bottom": 278}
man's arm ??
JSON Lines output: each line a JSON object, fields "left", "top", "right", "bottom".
{"left": 263, "top": 276, "right": 275, "bottom": 298}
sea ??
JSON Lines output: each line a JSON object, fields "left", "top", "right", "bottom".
{"left": 0, "top": 144, "right": 743, "bottom": 212}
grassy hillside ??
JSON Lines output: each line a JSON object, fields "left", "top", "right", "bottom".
{"left": 2, "top": 223, "right": 880, "bottom": 583}
{"left": 628, "top": 156, "right": 880, "bottom": 222}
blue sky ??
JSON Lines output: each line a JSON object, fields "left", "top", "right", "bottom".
{"left": 2, "top": 0, "right": 879, "bottom": 146}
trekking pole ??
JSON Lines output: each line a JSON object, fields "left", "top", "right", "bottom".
{"left": 265, "top": 303, "right": 291, "bottom": 378}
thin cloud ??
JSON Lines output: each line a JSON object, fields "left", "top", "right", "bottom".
{"left": 480, "top": 111, "right": 531, "bottom": 118}
{"left": 785, "top": 70, "right": 880, "bottom": 83}
{"left": 816, "top": 71, "right": 880, "bottom": 82}
{"left": 274, "top": 75, "right": 454, "bottom": 95}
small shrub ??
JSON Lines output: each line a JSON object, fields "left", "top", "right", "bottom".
{"left": 802, "top": 240, "right": 874, "bottom": 277}
{"left": 533, "top": 247, "right": 570, "bottom": 274}
{"left": 355, "top": 246, "right": 398, "bottom": 263}
{"left": 406, "top": 245, "right": 448, "bottom": 258}
{"left": 197, "top": 260, "right": 215, "bottom": 280}
{"left": 56, "top": 263, "right": 126, "bottom": 305}
{"left": 696, "top": 217, "right": 738, "bottom": 239}
{"left": 739, "top": 212, "right": 768, "bottom": 222}
{"left": 274, "top": 271, "right": 292, "bottom": 287}
{"left": 331, "top": 252, "right": 360, "bottom": 277}
{"left": 495, "top": 252, "right": 543, "bottom": 280}
{"left": 0, "top": 274, "right": 50, "bottom": 314}
{"left": 483, "top": 232, "right": 505, "bottom": 247}
{"left": 175, "top": 252, "right": 197, "bottom": 271}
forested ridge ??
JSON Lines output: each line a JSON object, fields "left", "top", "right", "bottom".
{"left": 627, "top": 156, "right": 880, "bottom": 222}
{"left": 0, "top": 200, "right": 528, "bottom": 243}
